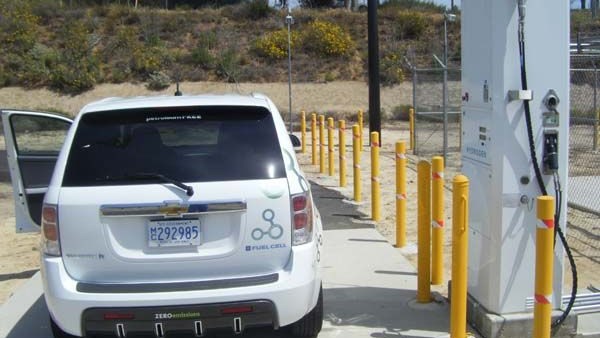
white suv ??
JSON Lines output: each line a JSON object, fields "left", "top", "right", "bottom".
{"left": 2, "top": 94, "right": 323, "bottom": 338}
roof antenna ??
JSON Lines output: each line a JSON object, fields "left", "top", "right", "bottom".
{"left": 174, "top": 82, "right": 182, "bottom": 96}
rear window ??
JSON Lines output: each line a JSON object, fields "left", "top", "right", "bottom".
{"left": 62, "top": 106, "right": 286, "bottom": 187}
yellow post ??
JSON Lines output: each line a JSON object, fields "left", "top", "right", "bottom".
{"left": 431, "top": 156, "right": 445, "bottom": 285}
{"left": 371, "top": 132, "right": 381, "bottom": 221}
{"left": 450, "top": 175, "right": 469, "bottom": 338}
{"left": 417, "top": 160, "right": 431, "bottom": 303}
{"left": 395, "top": 141, "right": 407, "bottom": 248}
{"left": 311, "top": 113, "right": 317, "bottom": 165}
{"left": 358, "top": 109, "right": 364, "bottom": 152}
{"left": 353, "top": 125, "right": 361, "bottom": 202}
{"left": 409, "top": 108, "right": 415, "bottom": 150}
{"left": 319, "top": 115, "right": 325, "bottom": 174}
{"left": 327, "top": 117, "right": 335, "bottom": 176}
{"left": 339, "top": 120, "right": 347, "bottom": 187}
{"left": 533, "top": 196, "right": 556, "bottom": 338}
{"left": 300, "top": 111, "right": 306, "bottom": 154}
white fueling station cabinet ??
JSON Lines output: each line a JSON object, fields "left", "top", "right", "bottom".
{"left": 461, "top": 0, "right": 570, "bottom": 314}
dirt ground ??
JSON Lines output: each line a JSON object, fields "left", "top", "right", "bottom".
{"left": 0, "top": 81, "right": 597, "bottom": 306}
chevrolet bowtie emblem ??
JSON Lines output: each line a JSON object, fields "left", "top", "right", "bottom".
{"left": 159, "top": 202, "right": 189, "bottom": 216}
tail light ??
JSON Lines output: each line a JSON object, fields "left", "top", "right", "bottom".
{"left": 41, "top": 204, "right": 61, "bottom": 256}
{"left": 291, "top": 193, "right": 313, "bottom": 245}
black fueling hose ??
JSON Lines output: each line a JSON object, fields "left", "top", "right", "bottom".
{"left": 517, "top": 2, "right": 577, "bottom": 330}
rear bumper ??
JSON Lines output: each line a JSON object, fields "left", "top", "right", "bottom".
{"left": 42, "top": 242, "right": 321, "bottom": 337}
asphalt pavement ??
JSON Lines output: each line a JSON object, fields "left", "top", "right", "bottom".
{"left": 0, "top": 180, "right": 454, "bottom": 338}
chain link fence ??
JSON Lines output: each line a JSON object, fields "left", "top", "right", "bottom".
{"left": 410, "top": 67, "right": 462, "bottom": 158}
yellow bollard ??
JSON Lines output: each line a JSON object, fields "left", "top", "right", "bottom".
{"left": 431, "top": 156, "right": 445, "bottom": 286}
{"left": 371, "top": 132, "right": 381, "bottom": 221}
{"left": 533, "top": 196, "right": 556, "bottom": 338}
{"left": 311, "top": 113, "right": 317, "bottom": 165}
{"left": 339, "top": 120, "right": 347, "bottom": 187}
{"left": 396, "top": 141, "right": 407, "bottom": 248}
{"left": 358, "top": 109, "right": 364, "bottom": 152}
{"left": 450, "top": 175, "right": 469, "bottom": 338}
{"left": 409, "top": 108, "right": 415, "bottom": 151}
{"left": 353, "top": 125, "right": 361, "bottom": 202}
{"left": 300, "top": 111, "right": 306, "bottom": 154}
{"left": 417, "top": 160, "right": 431, "bottom": 303}
{"left": 327, "top": 117, "right": 335, "bottom": 176}
{"left": 319, "top": 115, "right": 325, "bottom": 174}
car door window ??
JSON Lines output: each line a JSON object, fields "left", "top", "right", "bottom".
{"left": 10, "top": 114, "right": 70, "bottom": 155}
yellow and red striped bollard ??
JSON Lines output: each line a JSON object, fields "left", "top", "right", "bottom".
{"left": 327, "top": 117, "right": 335, "bottom": 176}
{"left": 358, "top": 109, "right": 364, "bottom": 153}
{"left": 319, "top": 115, "right": 325, "bottom": 174}
{"left": 431, "top": 156, "right": 445, "bottom": 285}
{"left": 353, "top": 125, "right": 361, "bottom": 202}
{"left": 417, "top": 160, "right": 431, "bottom": 303}
{"left": 396, "top": 141, "right": 407, "bottom": 248}
{"left": 371, "top": 132, "right": 380, "bottom": 221}
{"left": 300, "top": 111, "right": 306, "bottom": 153}
{"left": 311, "top": 113, "right": 317, "bottom": 165}
{"left": 533, "top": 196, "right": 555, "bottom": 338}
{"left": 339, "top": 120, "right": 346, "bottom": 187}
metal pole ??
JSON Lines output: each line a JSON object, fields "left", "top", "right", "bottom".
{"left": 533, "top": 196, "right": 556, "bottom": 338}
{"left": 353, "top": 125, "right": 362, "bottom": 202}
{"left": 368, "top": 0, "right": 381, "bottom": 144}
{"left": 417, "top": 160, "right": 431, "bottom": 303}
{"left": 431, "top": 156, "right": 445, "bottom": 286}
{"left": 371, "top": 132, "right": 381, "bottom": 221}
{"left": 450, "top": 175, "right": 469, "bottom": 338}
{"left": 443, "top": 17, "right": 449, "bottom": 160}
{"left": 396, "top": 141, "right": 407, "bottom": 248}
{"left": 594, "top": 67, "right": 598, "bottom": 151}
{"left": 287, "top": 12, "right": 293, "bottom": 133}
{"left": 413, "top": 68, "right": 418, "bottom": 155}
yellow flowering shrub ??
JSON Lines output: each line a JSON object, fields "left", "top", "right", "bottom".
{"left": 254, "top": 29, "right": 299, "bottom": 59}
{"left": 303, "top": 20, "right": 354, "bottom": 57}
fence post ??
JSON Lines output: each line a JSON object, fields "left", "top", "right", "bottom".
{"left": 371, "top": 132, "right": 381, "bottom": 221}
{"left": 339, "top": 120, "right": 347, "bottom": 187}
{"left": 417, "top": 160, "right": 431, "bottom": 303}
{"left": 595, "top": 67, "right": 599, "bottom": 151}
{"left": 301, "top": 111, "right": 306, "bottom": 154}
{"left": 533, "top": 196, "right": 555, "bottom": 338}
{"left": 431, "top": 156, "right": 445, "bottom": 286}
{"left": 396, "top": 141, "right": 407, "bottom": 248}
{"left": 409, "top": 108, "right": 415, "bottom": 151}
{"left": 353, "top": 125, "right": 362, "bottom": 202}
{"left": 319, "top": 115, "right": 325, "bottom": 174}
{"left": 450, "top": 175, "right": 469, "bottom": 338}
{"left": 328, "top": 118, "right": 335, "bottom": 176}
{"left": 311, "top": 113, "right": 317, "bottom": 165}
{"left": 412, "top": 68, "right": 418, "bottom": 155}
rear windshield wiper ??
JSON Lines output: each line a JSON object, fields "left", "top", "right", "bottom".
{"left": 97, "top": 173, "right": 194, "bottom": 196}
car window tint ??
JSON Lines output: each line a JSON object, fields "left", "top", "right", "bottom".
{"left": 62, "top": 106, "right": 286, "bottom": 186}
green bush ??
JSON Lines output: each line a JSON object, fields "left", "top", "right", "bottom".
{"left": 395, "top": 11, "right": 428, "bottom": 40}
{"left": 146, "top": 71, "right": 171, "bottom": 90}
{"left": 190, "top": 31, "right": 217, "bottom": 67}
{"left": 380, "top": 50, "right": 405, "bottom": 86}
{"left": 302, "top": 20, "right": 354, "bottom": 57}
{"left": 49, "top": 21, "right": 99, "bottom": 93}
{"left": 254, "top": 29, "right": 298, "bottom": 59}
{"left": 0, "top": 0, "right": 39, "bottom": 54}
{"left": 216, "top": 48, "right": 241, "bottom": 83}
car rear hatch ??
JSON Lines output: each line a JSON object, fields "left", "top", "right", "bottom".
{"left": 57, "top": 106, "right": 292, "bottom": 285}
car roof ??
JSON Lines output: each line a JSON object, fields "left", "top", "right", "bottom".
{"left": 79, "top": 94, "right": 272, "bottom": 115}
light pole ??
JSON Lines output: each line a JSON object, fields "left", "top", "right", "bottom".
{"left": 442, "top": 13, "right": 456, "bottom": 160}
{"left": 286, "top": 11, "right": 294, "bottom": 133}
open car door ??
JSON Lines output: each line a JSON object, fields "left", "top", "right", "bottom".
{"left": 1, "top": 110, "right": 72, "bottom": 232}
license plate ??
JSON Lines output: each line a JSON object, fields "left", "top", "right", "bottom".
{"left": 148, "top": 219, "right": 201, "bottom": 248}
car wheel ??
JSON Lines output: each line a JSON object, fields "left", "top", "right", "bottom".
{"left": 50, "top": 316, "right": 79, "bottom": 338}
{"left": 290, "top": 286, "right": 323, "bottom": 338}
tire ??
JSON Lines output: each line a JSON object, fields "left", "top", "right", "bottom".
{"left": 290, "top": 286, "right": 324, "bottom": 338}
{"left": 50, "top": 316, "right": 80, "bottom": 338}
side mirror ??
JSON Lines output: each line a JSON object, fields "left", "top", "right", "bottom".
{"left": 289, "top": 134, "right": 301, "bottom": 147}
